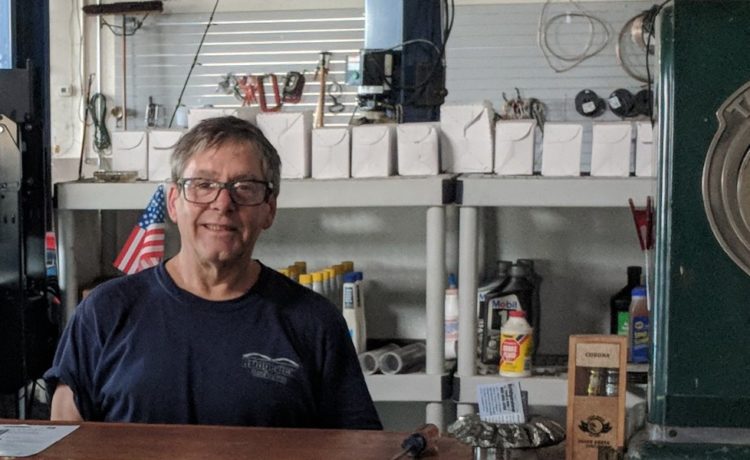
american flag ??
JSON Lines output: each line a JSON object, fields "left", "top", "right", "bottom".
{"left": 113, "top": 185, "right": 166, "bottom": 274}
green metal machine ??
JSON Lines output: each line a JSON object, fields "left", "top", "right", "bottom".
{"left": 631, "top": 0, "right": 750, "bottom": 457}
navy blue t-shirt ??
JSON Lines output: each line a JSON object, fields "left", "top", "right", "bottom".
{"left": 44, "top": 262, "right": 382, "bottom": 430}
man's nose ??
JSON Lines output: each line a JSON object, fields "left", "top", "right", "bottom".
{"left": 212, "top": 185, "right": 236, "bottom": 208}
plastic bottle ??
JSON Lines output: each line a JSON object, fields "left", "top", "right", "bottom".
{"left": 311, "top": 271, "right": 324, "bottom": 296}
{"left": 354, "top": 271, "right": 367, "bottom": 353}
{"left": 287, "top": 265, "right": 300, "bottom": 282}
{"left": 294, "top": 260, "right": 307, "bottom": 275}
{"left": 628, "top": 286, "right": 649, "bottom": 363}
{"left": 476, "top": 260, "right": 512, "bottom": 369}
{"left": 481, "top": 264, "right": 533, "bottom": 366}
{"left": 610, "top": 266, "right": 642, "bottom": 335}
{"left": 342, "top": 272, "right": 361, "bottom": 352}
{"left": 299, "top": 273, "right": 313, "bottom": 290}
{"left": 499, "top": 310, "right": 533, "bottom": 377}
{"left": 341, "top": 260, "right": 354, "bottom": 274}
{"left": 444, "top": 273, "right": 459, "bottom": 360}
{"left": 324, "top": 267, "right": 336, "bottom": 304}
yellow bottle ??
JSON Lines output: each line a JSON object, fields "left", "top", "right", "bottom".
{"left": 499, "top": 310, "right": 532, "bottom": 377}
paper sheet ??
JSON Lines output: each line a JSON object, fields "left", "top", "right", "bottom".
{"left": 477, "top": 381, "right": 527, "bottom": 424}
{"left": 0, "top": 424, "right": 79, "bottom": 457}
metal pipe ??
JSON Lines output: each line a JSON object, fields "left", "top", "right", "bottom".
{"left": 425, "top": 205, "right": 445, "bottom": 375}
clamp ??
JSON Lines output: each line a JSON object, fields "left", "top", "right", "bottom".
{"left": 238, "top": 74, "right": 283, "bottom": 112}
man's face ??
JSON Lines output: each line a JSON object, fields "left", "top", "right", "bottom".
{"left": 166, "top": 141, "right": 276, "bottom": 267}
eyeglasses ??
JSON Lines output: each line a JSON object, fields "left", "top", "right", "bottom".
{"left": 177, "top": 178, "right": 273, "bottom": 206}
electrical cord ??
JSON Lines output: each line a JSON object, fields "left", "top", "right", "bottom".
{"left": 538, "top": 0, "right": 611, "bottom": 73}
{"left": 402, "top": 0, "right": 454, "bottom": 105}
{"left": 88, "top": 93, "right": 111, "bottom": 153}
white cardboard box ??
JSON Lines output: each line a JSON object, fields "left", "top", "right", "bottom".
{"left": 148, "top": 129, "right": 185, "bottom": 181}
{"left": 351, "top": 124, "right": 396, "bottom": 178}
{"left": 494, "top": 119, "right": 536, "bottom": 175}
{"left": 187, "top": 106, "right": 259, "bottom": 128}
{"left": 635, "top": 121, "right": 655, "bottom": 177}
{"left": 256, "top": 111, "right": 312, "bottom": 179}
{"left": 541, "top": 123, "right": 583, "bottom": 177}
{"left": 590, "top": 122, "right": 633, "bottom": 177}
{"left": 312, "top": 127, "right": 350, "bottom": 179}
{"left": 111, "top": 131, "right": 148, "bottom": 179}
{"left": 397, "top": 122, "right": 440, "bottom": 176}
{"left": 440, "top": 102, "right": 494, "bottom": 173}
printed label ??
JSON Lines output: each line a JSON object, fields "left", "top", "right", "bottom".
{"left": 616, "top": 311, "right": 629, "bottom": 336}
{"left": 631, "top": 315, "right": 649, "bottom": 363}
{"left": 445, "top": 319, "right": 458, "bottom": 341}
{"left": 499, "top": 332, "right": 532, "bottom": 374}
{"left": 343, "top": 285, "right": 355, "bottom": 309}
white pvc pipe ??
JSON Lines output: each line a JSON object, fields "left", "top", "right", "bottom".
{"left": 457, "top": 206, "right": 478, "bottom": 416}
{"left": 425, "top": 205, "right": 445, "bottom": 375}
{"left": 358, "top": 344, "right": 399, "bottom": 375}
{"left": 379, "top": 343, "right": 426, "bottom": 374}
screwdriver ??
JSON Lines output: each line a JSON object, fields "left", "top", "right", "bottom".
{"left": 389, "top": 423, "right": 440, "bottom": 460}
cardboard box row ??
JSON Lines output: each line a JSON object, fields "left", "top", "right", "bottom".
{"left": 108, "top": 105, "right": 657, "bottom": 181}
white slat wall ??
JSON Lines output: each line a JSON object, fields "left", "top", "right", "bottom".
{"left": 122, "top": 1, "right": 653, "bottom": 167}
{"left": 121, "top": 8, "right": 365, "bottom": 128}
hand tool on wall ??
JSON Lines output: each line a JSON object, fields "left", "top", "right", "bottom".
{"left": 237, "top": 74, "right": 283, "bottom": 112}
{"left": 282, "top": 71, "right": 306, "bottom": 104}
{"left": 314, "top": 51, "right": 332, "bottom": 128}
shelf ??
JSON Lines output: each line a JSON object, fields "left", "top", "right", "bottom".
{"left": 54, "top": 175, "right": 456, "bottom": 210}
{"left": 456, "top": 375, "right": 646, "bottom": 408}
{"left": 365, "top": 373, "right": 451, "bottom": 402}
{"left": 456, "top": 175, "right": 656, "bottom": 207}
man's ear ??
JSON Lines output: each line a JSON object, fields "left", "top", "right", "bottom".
{"left": 166, "top": 183, "right": 180, "bottom": 223}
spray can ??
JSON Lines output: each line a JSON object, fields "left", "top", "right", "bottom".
{"left": 499, "top": 310, "right": 533, "bottom": 377}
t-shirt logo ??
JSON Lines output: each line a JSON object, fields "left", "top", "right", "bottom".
{"left": 241, "top": 352, "right": 299, "bottom": 384}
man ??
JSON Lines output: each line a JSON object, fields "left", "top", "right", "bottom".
{"left": 45, "top": 116, "right": 382, "bottom": 430}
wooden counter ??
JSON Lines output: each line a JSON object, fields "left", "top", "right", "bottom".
{"left": 0, "top": 419, "right": 472, "bottom": 459}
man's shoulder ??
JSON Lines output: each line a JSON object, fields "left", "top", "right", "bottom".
{"left": 87, "top": 266, "right": 159, "bottom": 297}
{"left": 78, "top": 266, "right": 161, "bottom": 317}
{"left": 258, "top": 265, "right": 342, "bottom": 321}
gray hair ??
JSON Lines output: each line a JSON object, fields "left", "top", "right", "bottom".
{"left": 170, "top": 116, "right": 281, "bottom": 198}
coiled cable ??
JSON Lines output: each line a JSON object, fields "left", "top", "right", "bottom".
{"left": 88, "top": 93, "right": 111, "bottom": 153}
{"left": 538, "top": 0, "right": 611, "bottom": 73}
